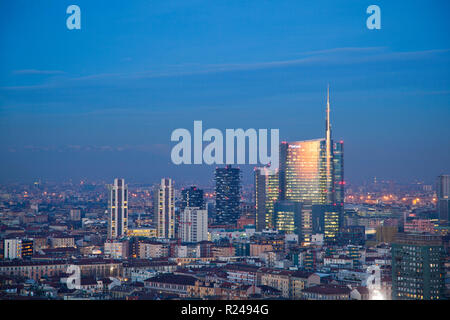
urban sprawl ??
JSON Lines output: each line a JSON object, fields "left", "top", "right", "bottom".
{"left": 1, "top": 91, "right": 449, "bottom": 300}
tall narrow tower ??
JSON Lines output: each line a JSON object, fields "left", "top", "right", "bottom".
{"left": 215, "top": 165, "right": 241, "bottom": 225}
{"left": 108, "top": 178, "right": 128, "bottom": 239}
{"left": 437, "top": 175, "right": 450, "bottom": 226}
{"left": 254, "top": 166, "right": 279, "bottom": 231}
{"left": 325, "top": 85, "right": 334, "bottom": 204}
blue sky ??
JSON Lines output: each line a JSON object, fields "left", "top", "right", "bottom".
{"left": 0, "top": 0, "right": 449, "bottom": 185}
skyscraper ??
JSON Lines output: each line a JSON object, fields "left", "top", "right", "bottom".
{"left": 279, "top": 87, "right": 339, "bottom": 206}
{"left": 333, "top": 140, "right": 345, "bottom": 206}
{"left": 154, "top": 178, "right": 175, "bottom": 239}
{"left": 181, "top": 186, "right": 204, "bottom": 212}
{"left": 312, "top": 204, "right": 341, "bottom": 244}
{"left": 279, "top": 139, "right": 329, "bottom": 205}
{"left": 254, "top": 167, "right": 279, "bottom": 231}
{"left": 108, "top": 178, "right": 128, "bottom": 239}
{"left": 215, "top": 165, "right": 241, "bottom": 225}
{"left": 437, "top": 175, "right": 450, "bottom": 226}
{"left": 180, "top": 207, "right": 208, "bottom": 243}
{"left": 392, "top": 233, "right": 445, "bottom": 300}
{"left": 273, "top": 200, "right": 302, "bottom": 235}
{"left": 278, "top": 87, "right": 343, "bottom": 244}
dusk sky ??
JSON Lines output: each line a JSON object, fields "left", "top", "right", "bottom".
{"left": 0, "top": 0, "right": 449, "bottom": 185}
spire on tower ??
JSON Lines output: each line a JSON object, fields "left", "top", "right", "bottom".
{"left": 326, "top": 84, "right": 331, "bottom": 135}
{"left": 325, "top": 84, "right": 333, "bottom": 204}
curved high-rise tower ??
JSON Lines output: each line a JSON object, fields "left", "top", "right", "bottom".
{"left": 278, "top": 86, "right": 344, "bottom": 244}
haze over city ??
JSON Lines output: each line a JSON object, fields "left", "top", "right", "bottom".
{"left": 1, "top": 0, "right": 450, "bottom": 307}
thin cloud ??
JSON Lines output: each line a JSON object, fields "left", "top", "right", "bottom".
{"left": 68, "top": 47, "right": 450, "bottom": 81}
{"left": 299, "top": 46, "right": 387, "bottom": 56}
{"left": 10, "top": 144, "right": 170, "bottom": 154}
{"left": 3, "top": 47, "right": 449, "bottom": 91}
{"left": 12, "top": 69, "right": 65, "bottom": 75}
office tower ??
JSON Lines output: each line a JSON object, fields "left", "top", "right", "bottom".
{"left": 312, "top": 204, "right": 341, "bottom": 244}
{"left": 392, "top": 233, "right": 445, "bottom": 300}
{"left": 278, "top": 87, "right": 343, "bottom": 244}
{"left": 180, "top": 207, "right": 208, "bottom": 242}
{"left": 215, "top": 165, "right": 241, "bottom": 225}
{"left": 279, "top": 139, "right": 328, "bottom": 204}
{"left": 254, "top": 167, "right": 279, "bottom": 231}
{"left": 273, "top": 200, "right": 302, "bottom": 235}
{"left": 181, "top": 186, "right": 204, "bottom": 212}
{"left": 279, "top": 88, "right": 337, "bottom": 205}
{"left": 279, "top": 139, "right": 330, "bottom": 245}
{"left": 154, "top": 178, "right": 175, "bottom": 239}
{"left": 437, "top": 175, "right": 450, "bottom": 226}
{"left": 108, "top": 178, "right": 128, "bottom": 239}
{"left": 333, "top": 140, "right": 344, "bottom": 206}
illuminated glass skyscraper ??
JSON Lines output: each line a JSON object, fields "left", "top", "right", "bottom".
{"left": 279, "top": 139, "right": 329, "bottom": 205}
{"left": 312, "top": 204, "right": 340, "bottom": 244}
{"left": 273, "top": 200, "right": 302, "bottom": 235}
{"left": 254, "top": 167, "right": 279, "bottom": 231}
{"left": 215, "top": 165, "right": 241, "bottom": 225}
{"left": 279, "top": 87, "right": 343, "bottom": 244}
{"left": 392, "top": 233, "right": 445, "bottom": 300}
{"left": 108, "top": 178, "right": 128, "bottom": 239}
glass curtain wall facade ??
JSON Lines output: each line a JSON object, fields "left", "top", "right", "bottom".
{"left": 255, "top": 167, "right": 279, "bottom": 231}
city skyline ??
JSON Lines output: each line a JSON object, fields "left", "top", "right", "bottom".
{"left": 1, "top": 0, "right": 450, "bottom": 304}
